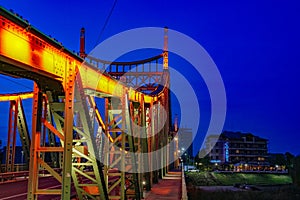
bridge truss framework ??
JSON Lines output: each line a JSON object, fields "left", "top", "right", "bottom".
{"left": 0, "top": 6, "right": 177, "bottom": 200}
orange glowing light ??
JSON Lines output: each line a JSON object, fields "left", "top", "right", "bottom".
{"left": 0, "top": 11, "right": 162, "bottom": 105}
{"left": 0, "top": 25, "right": 31, "bottom": 65}
{"left": 0, "top": 92, "right": 33, "bottom": 102}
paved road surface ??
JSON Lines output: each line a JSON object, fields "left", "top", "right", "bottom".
{"left": 0, "top": 176, "right": 62, "bottom": 200}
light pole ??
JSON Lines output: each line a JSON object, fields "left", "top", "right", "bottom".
{"left": 174, "top": 136, "right": 179, "bottom": 168}
{"left": 21, "top": 150, "right": 24, "bottom": 163}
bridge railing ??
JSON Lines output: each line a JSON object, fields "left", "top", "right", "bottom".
{"left": 0, "top": 171, "right": 29, "bottom": 182}
{"left": 181, "top": 164, "right": 188, "bottom": 200}
{"left": 0, "top": 168, "right": 62, "bottom": 182}
{"left": 0, "top": 164, "right": 28, "bottom": 172}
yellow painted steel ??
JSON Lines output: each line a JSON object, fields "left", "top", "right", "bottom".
{"left": 0, "top": 10, "right": 161, "bottom": 103}
{"left": 0, "top": 7, "right": 171, "bottom": 200}
{"left": 0, "top": 92, "right": 33, "bottom": 101}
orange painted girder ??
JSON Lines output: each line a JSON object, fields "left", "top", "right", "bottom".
{"left": 0, "top": 9, "right": 161, "bottom": 103}
{"left": 0, "top": 92, "right": 33, "bottom": 101}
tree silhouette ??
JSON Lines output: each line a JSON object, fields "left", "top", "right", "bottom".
{"left": 291, "top": 155, "right": 300, "bottom": 187}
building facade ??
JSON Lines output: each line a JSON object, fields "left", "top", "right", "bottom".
{"left": 205, "top": 131, "right": 269, "bottom": 167}
{"left": 178, "top": 128, "right": 193, "bottom": 157}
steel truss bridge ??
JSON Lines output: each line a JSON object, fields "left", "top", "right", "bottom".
{"left": 0, "top": 6, "right": 178, "bottom": 200}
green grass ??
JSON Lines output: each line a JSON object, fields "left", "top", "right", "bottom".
{"left": 186, "top": 172, "right": 292, "bottom": 186}
{"left": 187, "top": 185, "right": 300, "bottom": 200}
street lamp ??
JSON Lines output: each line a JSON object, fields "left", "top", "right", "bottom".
{"left": 21, "top": 151, "right": 24, "bottom": 163}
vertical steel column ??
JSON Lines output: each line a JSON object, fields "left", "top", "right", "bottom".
{"left": 40, "top": 96, "right": 47, "bottom": 164}
{"left": 5, "top": 100, "right": 18, "bottom": 172}
{"left": 162, "top": 92, "right": 169, "bottom": 176}
{"left": 104, "top": 97, "right": 109, "bottom": 191}
{"left": 17, "top": 98, "right": 31, "bottom": 169}
{"left": 166, "top": 93, "right": 170, "bottom": 174}
{"left": 151, "top": 102, "right": 159, "bottom": 183}
{"left": 160, "top": 96, "right": 166, "bottom": 177}
{"left": 157, "top": 101, "right": 164, "bottom": 179}
{"left": 120, "top": 96, "right": 126, "bottom": 200}
{"left": 141, "top": 96, "right": 151, "bottom": 191}
{"left": 163, "top": 27, "right": 168, "bottom": 70}
{"left": 165, "top": 89, "right": 170, "bottom": 173}
{"left": 146, "top": 105, "right": 153, "bottom": 188}
{"left": 27, "top": 83, "right": 42, "bottom": 200}
{"left": 130, "top": 101, "right": 142, "bottom": 196}
{"left": 163, "top": 26, "right": 170, "bottom": 174}
{"left": 61, "top": 62, "right": 76, "bottom": 199}
{"left": 161, "top": 97, "right": 166, "bottom": 177}
{"left": 165, "top": 68, "right": 171, "bottom": 173}
{"left": 124, "top": 93, "right": 141, "bottom": 200}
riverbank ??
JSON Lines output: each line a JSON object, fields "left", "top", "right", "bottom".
{"left": 187, "top": 184, "right": 300, "bottom": 200}
{"left": 185, "top": 171, "right": 292, "bottom": 186}
{"left": 185, "top": 172, "right": 300, "bottom": 200}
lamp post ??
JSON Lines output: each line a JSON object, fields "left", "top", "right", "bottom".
{"left": 174, "top": 136, "right": 179, "bottom": 168}
{"left": 21, "top": 150, "right": 24, "bottom": 163}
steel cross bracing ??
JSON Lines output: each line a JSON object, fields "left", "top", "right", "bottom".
{"left": 0, "top": 6, "right": 171, "bottom": 200}
{"left": 85, "top": 55, "right": 164, "bottom": 93}
{"left": 6, "top": 99, "right": 18, "bottom": 172}
{"left": 0, "top": 93, "right": 32, "bottom": 172}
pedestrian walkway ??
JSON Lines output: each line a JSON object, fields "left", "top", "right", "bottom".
{"left": 144, "top": 171, "right": 182, "bottom": 200}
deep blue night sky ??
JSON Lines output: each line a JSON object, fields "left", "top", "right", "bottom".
{"left": 0, "top": 1, "right": 299, "bottom": 156}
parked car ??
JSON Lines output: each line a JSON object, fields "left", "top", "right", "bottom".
{"left": 187, "top": 169, "right": 199, "bottom": 172}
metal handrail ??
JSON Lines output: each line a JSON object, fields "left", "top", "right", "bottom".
{"left": 0, "top": 168, "right": 61, "bottom": 182}
{"left": 181, "top": 164, "right": 188, "bottom": 200}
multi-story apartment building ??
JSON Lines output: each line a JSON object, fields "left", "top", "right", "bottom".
{"left": 204, "top": 131, "right": 269, "bottom": 166}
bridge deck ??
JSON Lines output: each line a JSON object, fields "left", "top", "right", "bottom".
{"left": 144, "top": 171, "right": 182, "bottom": 200}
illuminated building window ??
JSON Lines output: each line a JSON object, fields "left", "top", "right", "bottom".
{"left": 224, "top": 142, "right": 229, "bottom": 162}
{"left": 258, "top": 157, "right": 265, "bottom": 161}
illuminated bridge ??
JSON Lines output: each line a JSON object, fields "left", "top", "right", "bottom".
{"left": 0, "top": 6, "right": 186, "bottom": 200}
